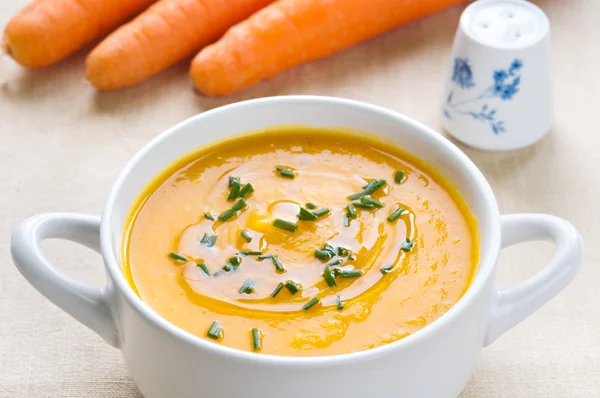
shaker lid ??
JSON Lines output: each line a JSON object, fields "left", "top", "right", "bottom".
{"left": 461, "top": 0, "right": 550, "bottom": 49}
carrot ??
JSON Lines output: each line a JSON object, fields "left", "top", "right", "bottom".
{"left": 86, "top": 0, "right": 276, "bottom": 91}
{"left": 2, "top": 0, "right": 155, "bottom": 68}
{"left": 191, "top": 0, "right": 468, "bottom": 96}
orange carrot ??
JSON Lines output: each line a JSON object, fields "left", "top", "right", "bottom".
{"left": 2, "top": 0, "right": 155, "bottom": 68}
{"left": 191, "top": 0, "right": 468, "bottom": 96}
{"left": 86, "top": 0, "right": 276, "bottom": 91}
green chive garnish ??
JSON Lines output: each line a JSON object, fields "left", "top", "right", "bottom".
{"left": 401, "top": 239, "right": 415, "bottom": 252}
{"left": 314, "top": 249, "right": 333, "bottom": 262}
{"left": 238, "top": 183, "right": 254, "bottom": 199}
{"left": 380, "top": 264, "right": 394, "bottom": 275}
{"left": 350, "top": 179, "right": 387, "bottom": 200}
{"left": 337, "top": 247, "right": 349, "bottom": 256}
{"left": 239, "top": 250, "right": 262, "bottom": 256}
{"left": 360, "top": 196, "right": 384, "bottom": 208}
{"left": 285, "top": 281, "right": 301, "bottom": 295}
{"left": 346, "top": 204, "right": 357, "bottom": 219}
{"left": 341, "top": 269, "right": 362, "bottom": 278}
{"left": 228, "top": 180, "right": 241, "bottom": 201}
{"left": 387, "top": 207, "right": 407, "bottom": 222}
{"left": 272, "top": 255, "right": 286, "bottom": 273}
{"left": 258, "top": 254, "right": 272, "bottom": 260}
{"left": 298, "top": 207, "right": 318, "bottom": 221}
{"left": 231, "top": 199, "right": 246, "bottom": 211}
{"left": 270, "top": 282, "right": 284, "bottom": 298}
{"left": 306, "top": 202, "right": 317, "bottom": 210}
{"left": 197, "top": 262, "right": 210, "bottom": 276}
{"left": 331, "top": 267, "right": 342, "bottom": 277}
{"left": 366, "top": 179, "right": 387, "bottom": 194}
{"left": 228, "top": 176, "right": 240, "bottom": 187}
{"left": 343, "top": 213, "right": 350, "bottom": 227}
{"left": 200, "top": 233, "right": 218, "bottom": 248}
{"left": 240, "top": 230, "right": 252, "bottom": 242}
{"left": 303, "top": 297, "right": 320, "bottom": 311}
{"left": 239, "top": 279, "right": 255, "bottom": 294}
{"left": 326, "top": 259, "right": 342, "bottom": 267}
{"left": 273, "top": 218, "right": 298, "bottom": 232}
{"left": 218, "top": 208, "right": 237, "bottom": 222}
{"left": 353, "top": 202, "right": 374, "bottom": 209}
{"left": 251, "top": 328, "right": 262, "bottom": 351}
{"left": 227, "top": 256, "right": 242, "bottom": 269}
{"left": 213, "top": 269, "right": 227, "bottom": 278}
{"left": 203, "top": 212, "right": 215, "bottom": 221}
{"left": 168, "top": 252, "right": 188, "bottom": 262}
{"left": 323, "top": 267, "right": 336, "bottom": 287}
{"left": 276, "top": 166, "right": 295, "bottom": 179}
{"left": 207, "top": 321, "right": 222, "bottom": 340}
{"left": 348, "top": 253, "right": 356, "bottom": 261}
{"left": 394, "top": 171, "right": 404, "bottom": 184}
{"left": 313, "top": 208, "right": 330, "bottom": 218}
{"left": 336, "top": 295, "right": 344, "bottom": 310}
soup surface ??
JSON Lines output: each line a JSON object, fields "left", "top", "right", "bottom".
{"left": 124, "top": 128, "right": 478, "bottom": 356}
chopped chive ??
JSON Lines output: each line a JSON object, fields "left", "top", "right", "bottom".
{"left": 228, "top": 181, "right": 241, "bottom": 201}
{"left": 285, "top": 281, "right": 301, "bottom": 295}
{"left": 272, "top": 255, "right": 286, "bottom": 273}
{"left": 258, "top": 254, "right": 273, "bottom": 260}
{"left": 313, "top": 208, "right": 330, "bottom": 218}
{"left": 323, "top": 243, "right": 337, "bottom": 255}
{"left": 387, "top": 207, "right": 407, "bottom": 222}
{"left": 336, "top": 295, "right": 345, "bottom": 310}
{"left": 346, "top": 204, "right": 357, "bottom": 219}
{"left": 306, "top": 202, "right": 317, "bottom": 210}
{"left": 394, "top": 171, "right": 404, "bottom": 184}
{"left": 251, "top": 328, "right": 262, "bottom": 351}
{"left": 343, "top": 213, "right": 350, "bottom": 227}
{"left": 200, "top": 233, "right": 217, "bottom": 248}
{"left": 360, "top": 196, "right": 384, "bottom": 208}
{"left": 168, "top": 252, "right": 188, "bottom": 262}
{"left": 362, "top": 179, "right": 377, "bottom": 190}
{"left": 348, "top": 191, "right": 370, "bottom": 201}
{"left": 213, "top": 269, "right": 227, "bottom": 278}
{"left": 323, "top": 267, "right": 336, "bottom": 287}
{"left": 401, "top": 239, "right": 415, "bottom": 252}
{"left": 231, "top": 199, "right": 247, "bottom": 211}
{"left": 197, "top": 262, "right": 210, "bottom": 276}
{"left": 239, "top": 250, "right": 262, "bottom": 256}
{"left": 337, "top": 247, "right": 349, "bottom": 257}
{"left": 353, "top": 202, "right": 374, "bottom": 209}
{"left": 221, "top": 264, "right": 232, "bottom": 272}
{"left": 218, "top": 208, "right": 237, "bottom": 222}
{"left": 298, "top": 207, "right": 318, "bottom": 221}
{"left": 348, "top": 253, "right": 356, "bottom": 261}
{"left": 326, "top": 259, "right": 342, "bottom": 267}
{"left": 380, "top": 264, "right": 394, "bottom": 275}
{"left": 366, "top": 179, "right": 386, "bottom": 194}
{"left": 314, "top": 249, "right": 333, "bottom": 262}
{"left": 238, "top": 183, "right": 254, "bottom": 199}
{"left": 270, "top": 282, "right": 284, "bottom": 298}
{"left": 331, "top": 267, "right": 342, "bottom": 277}
{"left": 227, "top": 256, "right": 242, "bottom": 269}
{"left": 341, "top": 269, "right": 362, "bottom": 278}
{"left": 207, "top": 321, "right": 222, "bottom": 340}
{"left": 239, "top": 279, "right": 255, "bottom": 294}
{"left": 275, "top": 166, "right": 295, "bottom": 179}
{"left": 203, "top": 212, "right": 215, "bottom": 221}
{"left": 240, "top": 230, "right": 252, "bottom": 242}
{"left": 273, "top": 218, "right": 298, "bottom": 232}
{"left": 228, "top": 176, "right": 240, "bottom": 187}
{"left": 303, "top": 297, "right": 320, "bottom": 311}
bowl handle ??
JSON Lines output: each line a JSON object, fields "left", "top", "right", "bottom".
{"left": 10, "top": 213, "right": 119, "bottom": 348}
{"left": 484, "top": 214, "right": 583, "bottom": 345}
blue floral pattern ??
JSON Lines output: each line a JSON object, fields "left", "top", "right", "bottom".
{"left": 444, "top": 58, "right": 523, "bottom": 134}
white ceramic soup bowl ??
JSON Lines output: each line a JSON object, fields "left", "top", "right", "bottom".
{"left": 11, "top": 96, "right": 582, "bottom": 397}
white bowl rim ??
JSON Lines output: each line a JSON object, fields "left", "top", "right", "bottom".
{"left": 101, "top": 95, "right": 501, "bottom": 367}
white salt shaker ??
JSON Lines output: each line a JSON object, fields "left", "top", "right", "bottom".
{"left": 442, "top": 0, "right": 552, "bottom": 151}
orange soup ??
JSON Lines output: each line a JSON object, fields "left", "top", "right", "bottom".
{"left": 124, "top": 128, "right": 478, "bottom": 356}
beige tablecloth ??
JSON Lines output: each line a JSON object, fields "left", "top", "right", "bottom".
{"left": 1, "top": 0, "right": 598, "bottom": 396}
